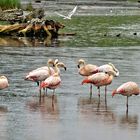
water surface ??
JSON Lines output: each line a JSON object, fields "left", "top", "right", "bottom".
{"left": 0, "top": 45, "right": 140, "bottom": 140}
{"left": 0, "top": 3, "right": 140, "bottom": 140}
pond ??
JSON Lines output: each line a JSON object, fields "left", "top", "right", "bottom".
{"left": 0, "top": 4, "right": 140, "bottom": 140}
{"left": 0, "top": 42, "right": 140, "bottom": 140}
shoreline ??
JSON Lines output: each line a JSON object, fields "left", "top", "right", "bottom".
{"left": 21, "top": 0, "right": 140, "bottom": 9}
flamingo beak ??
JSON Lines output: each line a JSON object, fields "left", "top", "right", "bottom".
{"left": 64, "top": 67, "right": 67, "bottom": 71}
{"left": 112, "top": 90, "right": 116, "bottom": 97}
{"left": 77, "top": 65, "right": 80, "bottom": 68}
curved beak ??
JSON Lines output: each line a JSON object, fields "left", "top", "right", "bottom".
{"left": 64, "top": 67, "right": 67, "bottom": 71}
{"left": 112, "top": 90, "right": 116, "bottom": 98}
{"left": 77, "top": 65, "right": 80, "bottom": 68}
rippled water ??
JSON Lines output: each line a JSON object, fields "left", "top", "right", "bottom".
{"left": 0, "top": 45, "right": 140, "bottom": 140}
{"left": 0, "top": 3, "right": 140, "bottom": 139}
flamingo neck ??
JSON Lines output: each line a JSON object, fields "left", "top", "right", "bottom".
{"left": 112, "top": 89, "right": 117, "bottom": 97}
{"left": 54, "top": 64, "right": 60, "bottom": 76}
{"left": 47, "top": 62, "right": 52, "bottom": 76}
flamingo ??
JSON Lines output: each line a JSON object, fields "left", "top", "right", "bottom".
{"left": 0, "top": 76, "right": 9, "bottom": 90}
{"left": 77, "top": 59, "right": 98, "bottom": 98}
{"left": 25, "top": 59, "right": 58, "bottom": 95}
{"left": 93, "top": 63, "right": 119, "bottom": 77}
{"left": 112, "top": 81, "right": 140, "bottom": 112}
{"left": 25, "top": 59, "right": 56, "bottom": 84}
{"left": 82, "top": 71, "right": 115, "bottom": 102}
{"left": 40, "top": 62, "right": 66, "bottom": 98}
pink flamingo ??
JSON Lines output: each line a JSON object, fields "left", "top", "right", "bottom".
{"left": 25, "top": 59, "right": 57, "bottom": 95}
{"left": 0, "top": 76, "right": 9, "bottom": 90}
{"left": 40, "top": 62, "right": 66, "bottom": 97}
{"left": 25, "top": 59, "right": 57, "bottom": 83}
{"left": 77, "top": 59, "right": 98, "bottom": 98}
{"left": 93, "top": 63, "right": 119, "bottom": 77}
{"left": 82, "top": 71, "right": 114, "bottom": 102}
{"left": 112, "top": 81, "right": 140, "bottom": 112}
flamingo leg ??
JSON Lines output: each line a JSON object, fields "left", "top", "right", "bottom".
{"left": 89, "top": 84, "right": 92, "bottom": 99}
{"left": 45, "top": 88, "right": 48, "bottom": 95}
{"left": 126, "top": 96, "right": 129, "bottom": 113}
{"left": 43, "top": 88, "right": 45, "bottom": 97}
{"left": 105, "top": 86, "right": 107, "bottom": 104}
{"left": 98, "top": 87, "right": 100, "bottom": 101}
{"left": 52, "top": 89, "right": 55, "bottom": 109}
{"left": 39, "top": 81, "right": 42, "bottom": 97}
{"left": 39, "top": 88, "right": 41, "bottom": 97}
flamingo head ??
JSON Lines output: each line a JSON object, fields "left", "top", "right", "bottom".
{"left": 48, "top": 59, "right": 55, "bottom": 67}
{"left": 54, "top": 59, "right": 59, "bottom": 66}
{"left": 40, "top": 82, "right": 47, "bottom": 89}
{"left": 78, "top": 59, "right": 85, "bottom": 68}
{"left": 57, "top": 62, "right": 67, "bottom": 71}
{"left": 112, "top": 89, "right": 117, "bottom": 97}
{"left": 81, "top": 78, "right": 90, "bottom": 85}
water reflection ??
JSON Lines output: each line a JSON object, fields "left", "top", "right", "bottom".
{"left": 78, "top": 97, "right": 116, "bottom": 124}
{"left": 0, "top": 37, "right": 60, "bottom": 47}
{"left": 119, "top": 113, "right": 138, "bottom": 130}
{"left": 26, "top": 95, "right": 59, "bottom": 120}
{"left": 0, "top": 105, "right": 8, "bottom": 140}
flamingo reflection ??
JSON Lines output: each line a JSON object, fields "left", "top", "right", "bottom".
{"left": 78, "top": 97, "right": 116, "bottom": 124}
{"left": 119, "top": 113, "right": 138, "bottom": 130}
{"left": 26, "top": 95, "right": 59, "bottom": 119}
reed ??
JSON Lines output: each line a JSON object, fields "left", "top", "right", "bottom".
{"left": 0, "top": 0, "right": 20, "bottom": 10}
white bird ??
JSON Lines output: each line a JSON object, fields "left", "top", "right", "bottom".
{"left": 93, "top": 63, "right": 119, "bottom": 77}
{"left": 55, "top": 6, "right": 77, "bottom": 19}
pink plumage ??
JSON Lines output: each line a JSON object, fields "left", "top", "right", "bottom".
{"left": 78, "top": 59, "right": 97, "bottom": 98}
{"left": 82, "top": 72, "right": 114, "bottom": 100}
{"left": 112, "top": 81, "right": 140, "bottom": 111}
{"left": 0, "top": 76, "right": 9, "bottom": 90}
{"left": 112, "top": 81, "right": 140, "bottom": 97}
{"left": 40, "top": 73, "right": 61, "bottom": 90}
{"left": 78, "top": 59, "right": 98, "bottom": 76}
{"left": 25, "top": 67, "right": 55, "bottom": 82}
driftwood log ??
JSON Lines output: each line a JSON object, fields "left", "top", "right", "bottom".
{"left": 0, "top": 9, "right": 76, "bottom": 39}
{"left": 0, "top": 19, "right": 65, "bottom": 39}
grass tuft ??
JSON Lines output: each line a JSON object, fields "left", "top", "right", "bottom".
{"left": 0, "top": 0, "right": 20, "bottom": 10}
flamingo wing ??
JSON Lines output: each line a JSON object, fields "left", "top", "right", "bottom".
{"left": 117, "top": 82, "right": 140, "bottom": 96}
{"left": 25, "top": 69, "right": 50, "bottom": 81}
{"left": 43, "top": 76, "right": 61, "bottom": 89}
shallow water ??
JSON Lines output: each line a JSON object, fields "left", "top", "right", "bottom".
{"left": 0, "top": 2, "right": 140, "bottom": 139}
{"left": 0, "top": 44, "right": 140, "bottom": 140}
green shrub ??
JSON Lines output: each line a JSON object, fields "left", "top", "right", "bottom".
{"left": 0, "top": 0, "right": 21, "bottom": 10}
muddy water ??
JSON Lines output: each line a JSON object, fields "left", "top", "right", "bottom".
{"left": 0, "top": 44, "right": 140, "bottom": 140}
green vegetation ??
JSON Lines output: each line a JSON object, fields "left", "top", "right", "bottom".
{"left": 52, "top": 15, "right": 140, "bottom": 47}
{"left": 25, "top": 2, "right": 34, "bottom": 11}
{"left": 128, "top": 0, "right": 138, "bottom": 2}
{"left": 0, "top": 0, "right": 20, "bottom": 10}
